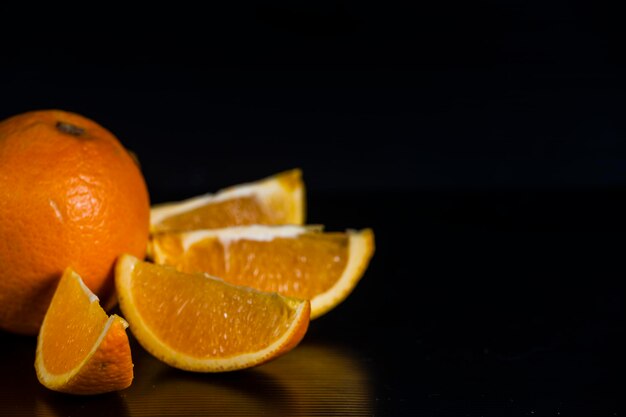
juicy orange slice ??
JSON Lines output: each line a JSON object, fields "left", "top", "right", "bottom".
{"left": 150, "top": 226, "right": 374, "bottom": 319}
{"left": 35, "top": 268, "right": 133, "bottom": 395}
{"left": 150, "top": 169, "right": 305, "bottom": 233}
{"left": 115, "top": 254, "right": 310, "bottom": 372}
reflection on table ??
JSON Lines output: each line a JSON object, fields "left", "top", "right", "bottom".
{"left": 0, "top": 330, "right": 374, "bottom": 417}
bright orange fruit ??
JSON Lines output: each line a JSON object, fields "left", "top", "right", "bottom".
{"left": 0, "top": 110, "right": 150, "bottom": 334}
{"left": 115, "top": 254, "right": 310, "bottom": 372}
{"left": 150, "top": 169, "right": 305, "bottom": 233}
{"left": 35, "top": 268, "right": 133, "bottom": 395}
{"left": 150, "top": 226, "right": 375, "bottom": 318}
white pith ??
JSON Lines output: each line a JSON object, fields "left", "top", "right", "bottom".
{"left": 180, "top": 225, "right": 311, "bottom": 251}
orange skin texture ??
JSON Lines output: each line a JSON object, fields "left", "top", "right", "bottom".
{"left": 0, "top": 110, "right": 150, "bottom": 335}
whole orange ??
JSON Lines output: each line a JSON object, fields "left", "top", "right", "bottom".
{"left": 0, "top": 110, "right": 150, "bottom": 335}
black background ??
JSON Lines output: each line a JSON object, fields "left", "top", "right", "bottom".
{"left": 1, "top": 1, "right": 625, "bottom": 416}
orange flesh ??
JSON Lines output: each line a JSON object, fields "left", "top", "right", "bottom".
{"left": 156, "top": 196, "right": 274, "bottom": 232}
{"left": 41, "top": 275, "right": 108, "bottom": 374}
{"left": 173, "top": 233, "right": 349, "bottom": 300}
{"left": 131, "top": 262, "right": 297, "bottom": 358}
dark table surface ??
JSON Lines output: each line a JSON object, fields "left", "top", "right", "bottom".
{"left": 0, "top": 189, "right": 624, "bottom": 417}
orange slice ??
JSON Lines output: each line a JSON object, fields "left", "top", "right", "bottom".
{"left": 150, "top": 169, "right": 305, "bottom": 233}
{"left": 150, "top": 226, "right": 375, "bottom": 319}
{"left": 115, "top": 254, "right": 310, "bottom": 372}
{"left": 35, "top": 268, "right": 133, "bottom": 395}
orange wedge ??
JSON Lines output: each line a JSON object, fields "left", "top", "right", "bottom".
{"left": 150, "top": 226, "right": 375, "bottom": 319}
{"left": 150, "top": 169, "right": 305, "bottom": 233}
{"left": 115, "top": 254, "right": 310, "bottom": 372}
{"left": 35, "top": 268, "right": 133, "bottom": 395}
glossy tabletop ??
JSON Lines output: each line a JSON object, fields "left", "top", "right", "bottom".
{"left": 0, "top": 190, "right": 624, "bottom": 416}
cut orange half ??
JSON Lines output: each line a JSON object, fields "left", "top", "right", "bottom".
{"left": 115, "top": 254, "right": 310, "bottom": 372}
{"left": 35, "top": 268, "right": 133, "bottom": 395}
{"left": 151, "top": 226, "right": 375, "bottom": 319}
{"left": 150, "top": 169, "right": 305, "bottom": 233}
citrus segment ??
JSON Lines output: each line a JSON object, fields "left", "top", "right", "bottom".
{"left": 151, "top": 226, "right": 374, "bottom": 319}
{"left": 115, "top": 254, "right": 310, "bottom": 372}
{"left": 35, "top": 268, "right": 133, "bottom": 395}
{"left": 150, "top": 169, "right": 305, "bottom": 233}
